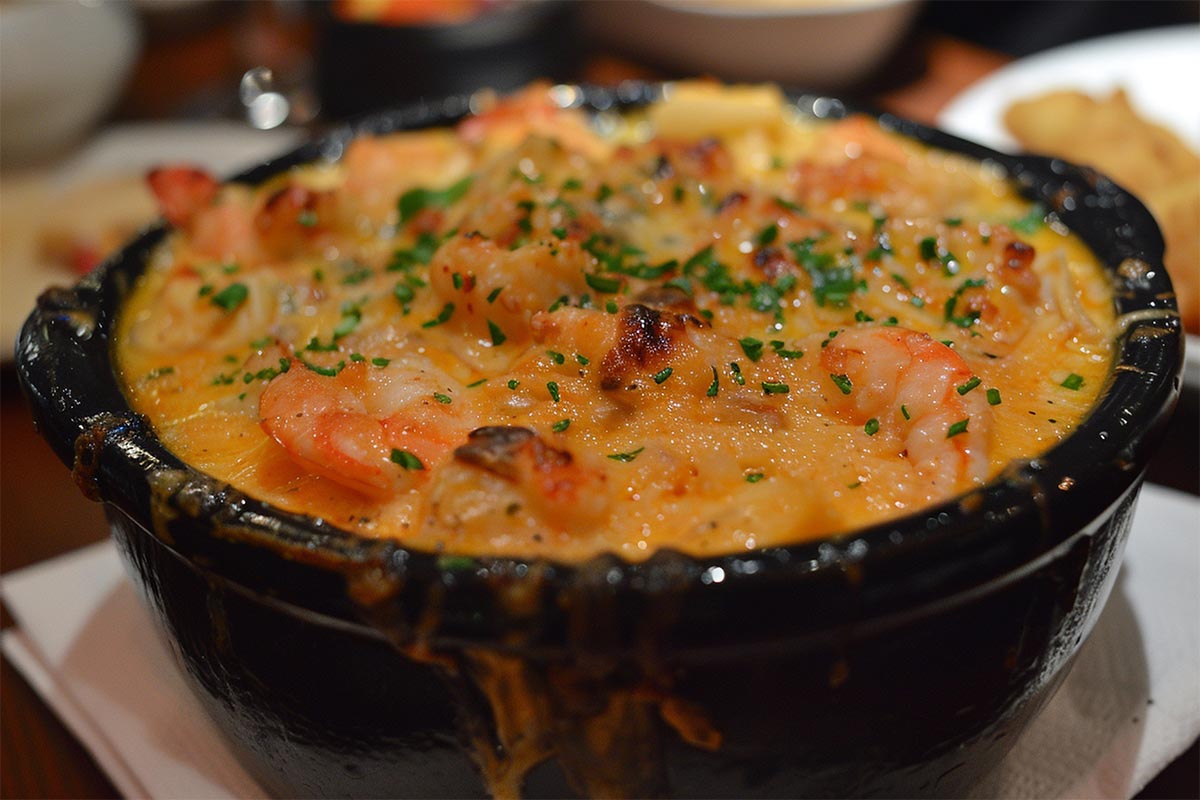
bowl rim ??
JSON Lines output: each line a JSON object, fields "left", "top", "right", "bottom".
{"left": 16, "top": 82, "right": 1183, "bottom": 649}
{"left": 640, "top": 0, "right": 918, "bottom": 21}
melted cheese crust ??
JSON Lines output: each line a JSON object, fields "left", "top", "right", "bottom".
{"left": 116, "top": 84, "right": 1115, "bottom": 561}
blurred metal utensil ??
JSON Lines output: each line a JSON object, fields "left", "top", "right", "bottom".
{"left": 240, "top": 65, "right": 319, "bottom": 130}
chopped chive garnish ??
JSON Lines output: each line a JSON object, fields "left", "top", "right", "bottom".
{"left": 986, "top": 388, "right": 1002, "bottom": 406}
{"left": 947, "top": 418, "right": 970, "bottom": 438}
{"left": 422, "top": 303, "right": 455, "bottom": 328}
{"left": 740, "top": 337, "right": 765, "bottom": 361}
{"left": 507, "top": 379, "right": 519, "bottom": 389}
{"left": 393, "top": 282, "right": 415, "bottom": 304}
{"left": 854, "top": 310, "right": 874, "bottom": 322}
{"left": 340, "top": 267, "right": 372, "bottom": 285}
{"left": 919, "top": 236, "right": 938, "bottom": 260}
{"left": 372, "top": 357, "right": 390, "bottom": 367}
{"left": 487, "top": 319, "right": 506, "bottom": 346}
{"left": 552, "top": 419, "right": 571, "bottom": 432}
{"left": 466, "top": 378, "right": 487, "bottom": 388}
{"left": 607, "top": 447, "right": 644, "bottom": 463}
{"left": 957, "top": 376, "right": 982, "bottom": 395}
{"left": 1060, "top": 373, "right": 1083, "bottom": 390}
{"left": 653, "top": 367, "right": 673, "bottom": 384}
{"left": 585, "top": 273, "right": 622, "bottom": 293}
{"left": 944, "top": 217, "right": 962, "bottom": 226}
{"left": 730, "top": 362, "right": 746, "bottom": 385}
{"left": 452, "top": 272, "right": 463, "bottom": 289}
{"left": 745, "top": 473, "right": 765, "bottom": 483}
{"left": 770, "top": 340, "right": 803, "bottom": 359}
{"left": 762, "top": 382, "right": 789, "bottom": 394}
{"left": 298, "top": 357, "right": 345, "bottom": 377}
{"left": 901, "top": 404, "right": 911, "bottom": 420}
{"left": 830, "top": 373, "right": 852, "bottom": 395}
{"left": 333, "top": 309, "right": 362, "bottom": 339}
{"left": 706, "top": 366, "right": 719, "bottom": 397}
{"left": 397, "top": 176, "right": 473, "bottom": 225}
{"left": 605, "top": 300, "right": 619, "bottom": 314}
{"left": 297, "top": 210, "right": 318, "bottom": 227}
{"left": 486, "top": 286, "right": 503, "bottom": 303}
{"left": 433, "top": 392, "right": 452, "bottom": 403}
{"left": 1009, "top": 203, "right": 1046, "bottom": 234}
{"left": 210, "top": 283, "right": 248, "bottom": 312}
{"left": 551, "top": 226, "right": 568, "bottom": 240}
{"left": 757, "top": 223, "right": 779, "bottom": 247}
{"left": 350, "top": 353, "right": 366, "bottom": 362}
{"left": 547, "top": 381, "right": 560, "bottom": 402}
{"left": 864, "top": 418, "right": 880, "bottom": 435}
{"left": 575, "top": 353, "right": 590, "bottom": 366}
{"left": 390, "top": 449, "right": 425, "bottom": 470}
{"left": 546, "top": 350, "right": 565, "bottom": 364}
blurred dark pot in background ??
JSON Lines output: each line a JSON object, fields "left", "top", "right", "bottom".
{"left": 314, "top": 0, "right": 579, "bottom": 120}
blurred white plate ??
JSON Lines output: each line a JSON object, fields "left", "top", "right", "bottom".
{"left": 937, "top": 25, "right": 1200, "bottom": 389}
{"left": 1, "top": 122, "right": 301, "bottom": 362}
{"left": 584, "top": 0, "right": 921, "bottom": 89}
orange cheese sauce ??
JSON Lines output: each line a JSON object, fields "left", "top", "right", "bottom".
{"left": 115, "top": 84, "right": 1115, "bottom": 561}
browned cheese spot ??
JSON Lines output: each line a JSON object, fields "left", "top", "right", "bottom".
{"left": 454, "top": 426, "right": 573, "bottom": 481}
{"left": 599, "top": 303, "right": 696, "bottom": 390}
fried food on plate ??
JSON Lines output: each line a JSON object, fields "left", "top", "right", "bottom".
{"left": 1004, "top": 89, "right": 1199, "bottom": 332}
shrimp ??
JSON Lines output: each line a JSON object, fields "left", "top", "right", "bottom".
{"left": 820, "top": 327, "right": 993, "bottom": 488}
{"left": 428, "top": 232, "right": 590, "bottom": 344}
{"left": 425, "top": 426, "right": 610, "bottom": 539}
{"left": 124, "top": 268, "right": 278, "bottom": 354}
{"left": 258, "top": 359, "right": 477, "bottom": 496}
{"left": 339, "top": 130, "right": 472, "bottom": 229}
{"left": 148, "top": 166, "right": 263, "bottom": 263}
{"left": 147, "top": 165, "right": 219, "bottom": 228}
{"left": 456, "top": 84, "right": 608, "bottom": 160}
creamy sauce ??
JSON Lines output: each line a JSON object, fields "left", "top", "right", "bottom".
{"left": 116, "top": 83, "right": 1116, "bottom": 562}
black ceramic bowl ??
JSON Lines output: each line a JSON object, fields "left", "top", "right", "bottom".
{"left": 17, "top": 84, "right": 1183, "bottom": 798}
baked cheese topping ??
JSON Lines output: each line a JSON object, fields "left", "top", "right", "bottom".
{"left": 116, "top": 83, "right": 1115, "bottom": 561}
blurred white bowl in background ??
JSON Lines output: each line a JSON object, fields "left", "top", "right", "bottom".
{"left": 1, "top": 1, "right": 140, "bottom": 166}
{"left": 585, "top": 0, "right": 921, "bottom": 89}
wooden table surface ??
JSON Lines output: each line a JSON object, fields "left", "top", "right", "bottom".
{"left": 2, "top": 19, "right": 1196, "bottom": 799}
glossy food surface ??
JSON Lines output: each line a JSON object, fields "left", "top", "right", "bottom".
{"left": 116, "top": 83, "right": 1115, "bottom": 561}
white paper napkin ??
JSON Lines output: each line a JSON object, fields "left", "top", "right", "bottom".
{"left": 3, "top": 484, "right": 1198, "bottom": 800}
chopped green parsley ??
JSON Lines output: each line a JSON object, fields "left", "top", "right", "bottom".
{"left": 210, "top": 283, "right": 248, "bottom": 312}
{"left": 390, "top": 449, "right": 425, "bottom": 470}
{"left": 487, "top": 319, "right": 507, "bottom": 346}
{"left": 397, "top": 176, "right": 473, "bottom": 225}
{"left": 422, "top": 303, "right": 455, "bottom": 328}
{"left": 607, "top": 447, "right": 645, "bottom": 463}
